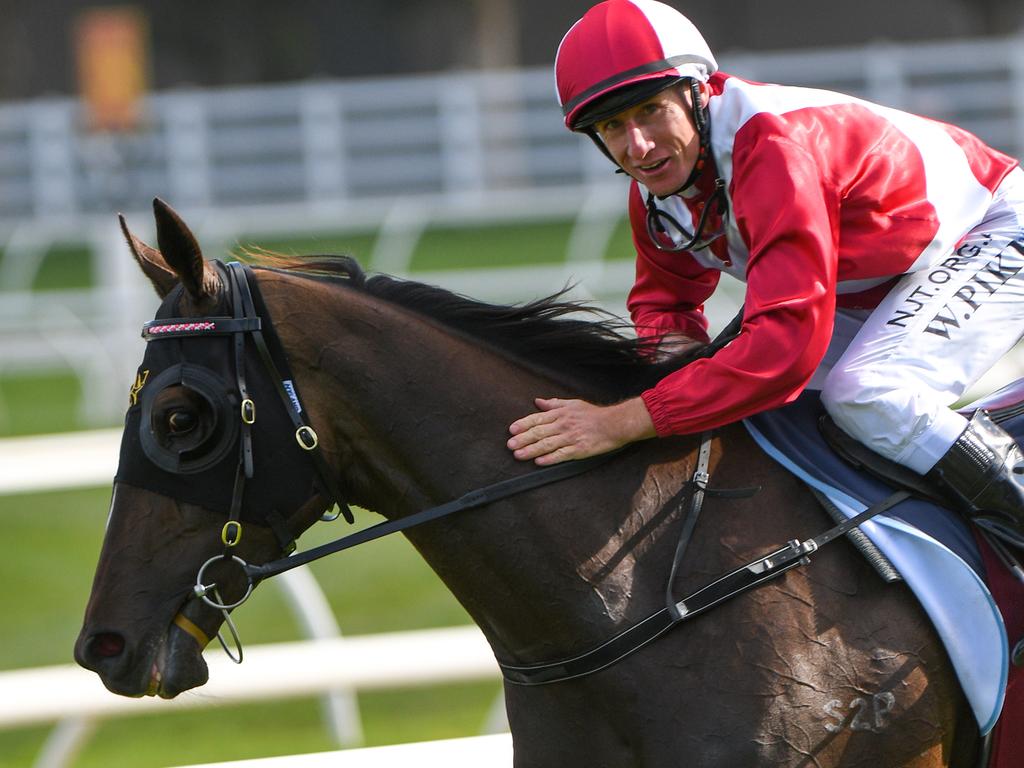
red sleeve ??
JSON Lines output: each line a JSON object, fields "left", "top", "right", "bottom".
{"left": 641, "top": 136, "right": 840, "bottom": 436}
{"left": 625, "top": 182, "right": 718, "bottom": 344}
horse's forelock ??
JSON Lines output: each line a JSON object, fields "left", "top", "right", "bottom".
{"left": 236, "top": 248, "right": 367, "bottom": 288}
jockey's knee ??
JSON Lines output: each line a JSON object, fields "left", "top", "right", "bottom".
{"left": 820, "top": 370, "right": 968, "bottom": 473}
{"left": 820, "top": 371, "right": 907, "bottom": 461}
{"left": 821, "top": 370, "right": 873, "bottom": 436}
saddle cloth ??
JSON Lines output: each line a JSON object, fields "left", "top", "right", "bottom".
{"left": 743, "top": 382, "right": 1024, "bottom": 738}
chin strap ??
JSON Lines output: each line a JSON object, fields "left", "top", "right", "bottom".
{"left": 173, "top": 613, "right": 211, "bottom": 648}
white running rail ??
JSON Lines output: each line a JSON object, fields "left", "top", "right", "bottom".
{"left": 0, "top": 627, "right": 499, "bottom": 731}
{"left": 165, "top": 734, "right": 513, "bottom": 768}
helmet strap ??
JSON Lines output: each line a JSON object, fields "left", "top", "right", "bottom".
{"left": 659, "top": 78, "right": 712, "bottom": 198}
{"left": 584, "top": 127, "right": 617, "bottom": 165}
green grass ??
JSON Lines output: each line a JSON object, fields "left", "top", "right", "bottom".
{"left": 0, "top": 682, "right": 501, "bottom": 768}
{"left": 412, "top": 220, "right": 574, "bottom": 271}
{"left": 32, "top": 245, "right": 95, "bottom": 291}
{"left": 0, "top": 372, "right": 86, "bottom": 438}
{"left": 0, "top": 487, "right": 110, "bottom": 669}
{"left": 0, "top": 484, "right": 501, "bottom": 767}
{"left": 0, "top": 244, "right": 95, "bottom": 292}
{"left": 0, "top": 217, "right": 636, "bottom": 765}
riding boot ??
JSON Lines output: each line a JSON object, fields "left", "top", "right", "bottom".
{"left": 926, "top": 409, "right": 1024, "bottom": 549}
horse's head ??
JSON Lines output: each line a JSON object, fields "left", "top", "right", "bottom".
{"left": 74, "top": 199, "right": 334, "bottom": 698}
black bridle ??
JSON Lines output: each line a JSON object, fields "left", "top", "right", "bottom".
{"left": 129, "top": 261, "right": 627, "bottom": 658}
{"left": 129, "top": 261, "right": 909, "bottom": 684}
{"left": 136, "top": 261, "right": 354, "bottom": 534}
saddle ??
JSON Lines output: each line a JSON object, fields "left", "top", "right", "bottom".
{"left": 742, "top": 382, "right": 1024, "bottom": 742}
{"left": 811, "top": 380, "right": 1024, "bottom": 768}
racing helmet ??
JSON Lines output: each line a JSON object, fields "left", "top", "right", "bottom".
{"left": 555, "top": 0, "right": 718, "bottom": 131}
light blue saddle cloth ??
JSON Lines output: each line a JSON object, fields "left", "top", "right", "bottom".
{"left": 744, "top": 390, "right": 1018, "bottom": 735}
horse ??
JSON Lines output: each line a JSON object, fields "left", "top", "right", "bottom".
{"left": 75, "top": 199, "right": 979, "bottom": 767}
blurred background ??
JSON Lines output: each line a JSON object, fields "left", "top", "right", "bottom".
{"left": 1, "top": 1, "right": 1023, "bottom": 767}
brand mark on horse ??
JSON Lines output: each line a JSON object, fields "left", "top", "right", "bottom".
{"left": 823, "top": 691, "right": 896, "bottom": 733}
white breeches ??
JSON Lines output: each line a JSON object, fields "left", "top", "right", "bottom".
{"left": 819, "top": 166, "right": 1024, "bottom": 474}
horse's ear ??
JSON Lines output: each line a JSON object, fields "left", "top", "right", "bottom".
{"left": 119, "top": 213, "right": 179, "bottom": 298}
{"left": 152, "top": 198, "right": 220, "bottom": 304}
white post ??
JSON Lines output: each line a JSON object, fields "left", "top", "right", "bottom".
{"left": 164, "top": 93, "right": 212, "bottom": 207}
{"left": 276, "top": 567, "right": 364, "bottom": 747}
{"left": 300, "top": 85, "right": 348, "bottom": 208}
{"left": 27, "top": 101, "right": 77, "bottom": 219}
{"left": 439, "top": 77, "right": 485, "bottom": 198}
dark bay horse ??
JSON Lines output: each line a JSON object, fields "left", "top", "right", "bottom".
{"left": 75, "top": 200, "right": 977, "bottom": 767}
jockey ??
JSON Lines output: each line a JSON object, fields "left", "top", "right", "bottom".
{"left": 506, "top": 0, "right": 1024, "bottom": 547}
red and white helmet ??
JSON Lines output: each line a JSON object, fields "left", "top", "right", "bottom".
{"left": 555, "top": 0, "right": 717, "bottom": 131}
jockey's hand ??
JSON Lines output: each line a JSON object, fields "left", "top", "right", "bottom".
{"left": 507, "top": 397, "right": 656, "bottom": 466}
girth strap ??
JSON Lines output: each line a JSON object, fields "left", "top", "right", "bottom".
{"left": 665, "top": 432, "right": 712, "bottom": 619}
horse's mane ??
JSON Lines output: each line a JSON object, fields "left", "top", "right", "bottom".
{"left": 245, "top": 251, "right": 692, "bottom": 401}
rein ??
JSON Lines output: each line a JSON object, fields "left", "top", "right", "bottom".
{"left": 140, "top": 262, "right": 911, "bottom": 684}
{"left": 242, "top": 451, "right": 621, "bottom": 582}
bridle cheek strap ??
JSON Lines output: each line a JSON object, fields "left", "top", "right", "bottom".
{"left": 140, "top": 261, "right": 353, "bottom": 665}
{"left": 141, "top": 261, "right": 354, "bottom": 529}
{"left": 231, "top": 262, "right": 354, "bottom": 525}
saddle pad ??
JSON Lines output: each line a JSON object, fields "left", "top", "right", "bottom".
{"left": 744, "top": 393, "right": 1007, "bottom": 734}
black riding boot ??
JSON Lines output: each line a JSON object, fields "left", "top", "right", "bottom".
{"left": 927, "top": 409, "right": 1024, "bottom": 548}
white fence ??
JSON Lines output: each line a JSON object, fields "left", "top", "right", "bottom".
{"left": 0, "top": 627, "right": 499, "bottom": 730}
{"left": 0, "top": 428, "right": 119, "bottom": 494}
{"left": 0, "top": 430, "right": 508, "bottom": 768}
{"left": 1, "top": 35, "right": 1022, "bottom": 228}
{"left": 2, "top": 32, "right": 1024, "bottom": 424}
{"left": 168, "top": 734, "right": 512, "bottom": 768}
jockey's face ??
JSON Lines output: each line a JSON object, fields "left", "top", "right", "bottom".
{"left": 595, "top": 83, "right": 707, "bottom": 197}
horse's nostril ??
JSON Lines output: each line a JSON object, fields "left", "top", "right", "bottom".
{"left": 90, "top": 632, "right": 126, "bottom": 658}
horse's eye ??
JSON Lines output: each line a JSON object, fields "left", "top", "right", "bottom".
{"left": 167, "top": 410, "right": 197, "bottom": 434}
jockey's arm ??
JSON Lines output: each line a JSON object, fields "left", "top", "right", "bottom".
{"left": 507, "top": 185, "right": 712, "bottom": 466}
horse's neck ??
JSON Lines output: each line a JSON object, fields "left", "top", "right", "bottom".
{"left": 273, "top": 277, "right": 570, "bottom": 507}
{"left": 266, "top": 273, "right": 708, "bottom": 658}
